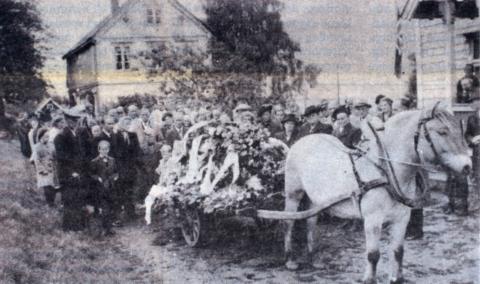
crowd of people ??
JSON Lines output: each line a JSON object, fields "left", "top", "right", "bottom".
{"left": 14, "top": 91, "right": 479, "bottom": 238}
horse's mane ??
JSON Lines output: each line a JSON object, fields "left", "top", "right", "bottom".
{"left": 384, "top": 109, "right": 419, "bottom": 131}
{"left": 431, "top": 109, "right": 458, "bottom": 132}
{"left": 385, "top": 106, "right": 458, "bottom": 133}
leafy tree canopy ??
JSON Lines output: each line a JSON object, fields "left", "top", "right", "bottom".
{"left": 205, "top": 0, "right": 300, "bottom": 75}
{"left": 0, "top": 0, "right": 48, "bottom": 116}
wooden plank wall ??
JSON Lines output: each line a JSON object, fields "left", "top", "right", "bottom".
{"left": 417, "top": 18, "right": 479, "bottom": 108}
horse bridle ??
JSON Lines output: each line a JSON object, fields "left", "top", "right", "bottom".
{"left": 413, "top": 102, "right": 442, "bottom": 165}
{"left": 366, "top": 103, "right": 445, "bottom": 209}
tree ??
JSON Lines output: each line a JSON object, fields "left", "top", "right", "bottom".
{"left": 205, "top": 0, "right": 299, "bottom": 75}
{"left": 0, "top": 0, "right": 48, "bottom": 117}
{"left": 205, "top": 0, "right": 320, "bottom": 99}
{"left": 138, "top": 0, "right": 321, "bottom": 105}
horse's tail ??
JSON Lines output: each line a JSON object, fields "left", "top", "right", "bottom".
{"left": 284, "top": 149, "right": 303, "bottom": 196}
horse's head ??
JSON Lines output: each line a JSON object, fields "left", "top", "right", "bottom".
{"left": 417, "top": 104, "right": 471, "bottom": 175}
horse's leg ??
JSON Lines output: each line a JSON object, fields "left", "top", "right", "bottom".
{"left": 388, "top": 207, "right": 410, "bottom": 284}
{"left": 362, "top": 212, "right": 383, "bottom": 284}
{"left": 306, "top": 213, "right": 319, "bottom": 267}
{"left": 144, "top": 186, "right": 162, "bottom": 225}
{"left": 284, "top": 190, "right": 304, "bottom": 270}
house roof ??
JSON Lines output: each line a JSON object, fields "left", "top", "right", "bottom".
{"left": 398, "top": 0, "right": 478, "bottom": 20}
{"left": 62, "top": 0, "right": 212, "bottom": 60}
{"left": 36, "top": 98, "right": 63, "bottom": 114}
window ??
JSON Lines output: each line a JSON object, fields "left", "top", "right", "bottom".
{"left": 115, "top": 45, "right": 130, "bottom": 70}
{"left": 147, "top": 8, "right": 161, "bottom": 24}
{"left": 147, "top": 9, "right": 154, "bottom": 23}
{"left": 465, "top": 31, "right": 480, "bottom": 73}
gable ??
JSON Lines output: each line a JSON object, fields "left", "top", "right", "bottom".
{"left": 63, "top": 0, "right": 211, "bottom": 59}
{"left": 99, "top": 0, "right": 210, "bottom": 40}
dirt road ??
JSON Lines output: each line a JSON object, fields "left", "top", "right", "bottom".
{"left": 116, "top": 194, "right": 479, "bottom": 284}
{"left": 3, "top": 138, "right": 477, "bottom": 283}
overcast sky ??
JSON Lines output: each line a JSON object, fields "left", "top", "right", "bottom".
{"left": 38, "top": 0, "right": 404, "bottom": 101}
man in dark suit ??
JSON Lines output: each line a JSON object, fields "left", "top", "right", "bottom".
{"left": 298, "top": 105, "right": 333, "bottom": 138}
{"left": 332, "top": 106, "right": 361, "bottom": 149}
{"left": 466, "top": 95, "right": 480, "bottom": 191}
{"left": 53, "top": 115, "right": 87, "bottom": 232}
{"left": 111, "top": 116, "right": 141, "bottom": 222}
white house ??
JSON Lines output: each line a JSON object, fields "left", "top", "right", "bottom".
{"left": 63, "top": 0, "right": 212, "bottom": 110}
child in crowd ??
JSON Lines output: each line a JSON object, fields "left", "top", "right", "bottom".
{"left": 32, "top": 128, "right": 60, "bottom": 207}
{"left": 89, "top": 140, "right": 119, "bottom": 236}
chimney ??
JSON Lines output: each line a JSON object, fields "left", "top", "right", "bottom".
{"left": 111, "top": 0, "right": 120, "bottom": 14}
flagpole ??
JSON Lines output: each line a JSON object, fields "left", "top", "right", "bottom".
{"left": 336, "top": 64, "right": 340, "bottom": 104}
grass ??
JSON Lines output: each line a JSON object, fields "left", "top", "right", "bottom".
{"left": 0, "top": 139, "right": 153, "bottom": 284}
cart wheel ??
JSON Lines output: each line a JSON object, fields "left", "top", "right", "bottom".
{"left": 181, "top": 207, "right": 210, "bottom": 247}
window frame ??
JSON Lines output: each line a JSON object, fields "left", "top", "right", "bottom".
{"left": 146, "top": 8, "right": 161, "bottom": 24}
{"left": 453, "top": 31, "right": 480, "bottom": 107}
{"left": 114, "top": 44, "right": 131, "bottom": 71}
{"left": 146, "top": 8, "right": 154, "bottom": 24}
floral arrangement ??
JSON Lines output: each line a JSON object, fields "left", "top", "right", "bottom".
{"left": 159, "top": 121, "right": 286, "bottom": 214}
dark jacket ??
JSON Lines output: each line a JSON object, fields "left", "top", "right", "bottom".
{"left": 89, "top": 155, "right": 118, "bottom": 196}
{"left": 76, "top": 126, "right": 93, "bottom": 162}
{"left": 333, "top": 123, "right": 362, "bottom": 149}
{"left": 275, "top": 128, "right": 300, "bottom": 147}
{"left": 16, "top": 121, "right": 31, "bottom": 158}
{"left": 298, "top": 121, "right": 333, "bottom": 138}
{"left": 54, "top": 127, "right": 83, "bottom": 184}
{"left": 161, "top": 126, "right": 181, "bottom": 147}
{"left": 111, "top": 131, "right": 141, "bottom": 181}
{"left": 268, "top": 120, "right": 283, "bottom": 137}
{"left": 465, "top": 113, "right": 480, "bottom": 181}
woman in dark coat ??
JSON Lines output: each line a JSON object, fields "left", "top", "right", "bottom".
{"left": 274, "top": 114, "right": 300, "bottom": 147}
{"left": 332, "top": 106, "right": 361, "bottom": 149}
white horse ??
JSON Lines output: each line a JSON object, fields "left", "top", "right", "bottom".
{"left": 279, "top": 106, "right": 471, "bottom": 283}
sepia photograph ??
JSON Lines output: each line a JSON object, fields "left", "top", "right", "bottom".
{"left": 0, "top": 0, "right": 479, "bottom": 283}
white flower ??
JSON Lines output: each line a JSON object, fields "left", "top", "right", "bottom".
{"left": 246, "top": 176, "right": 263, "bottom": 191}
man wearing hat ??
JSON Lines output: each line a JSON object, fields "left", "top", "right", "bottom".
{"left": 298, "top": 104, "right": 333, "bottom": 138}
{"left": 350, "top": 100, "right": 384, "bottom": 131}
{"left": 274, "top": 114, "right": 300, "bottom": 147}
{"left": 233, "top": 103, "right": 253, "bottom": 123}
{"left": 332, "top": 106, "right": 361, "bottom": 149}
{"left": 53, "top": 114, "right": 88, "bottom": 231}
{"left": 318, "top": 99, "right": 331, "bottom": 125}
{"left": 456, "top": 64, "right": 479, "bottom": 103}
{"left": 258, "top": 104, "right": 280, "bottom": 135}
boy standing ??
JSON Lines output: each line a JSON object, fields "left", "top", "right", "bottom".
{"left": 89, "top": 140, "right": 118, "bottom": 236}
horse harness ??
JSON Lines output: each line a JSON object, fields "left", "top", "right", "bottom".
{"left": 347, "top": 153, "right": 389, "bottom": 217}
{"left": 347, "top": 106, "right": 443, "bottom": 215}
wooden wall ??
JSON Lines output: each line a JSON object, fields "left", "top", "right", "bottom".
{"left": 415, "top": 17, "right": 479, "bottom": 109}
